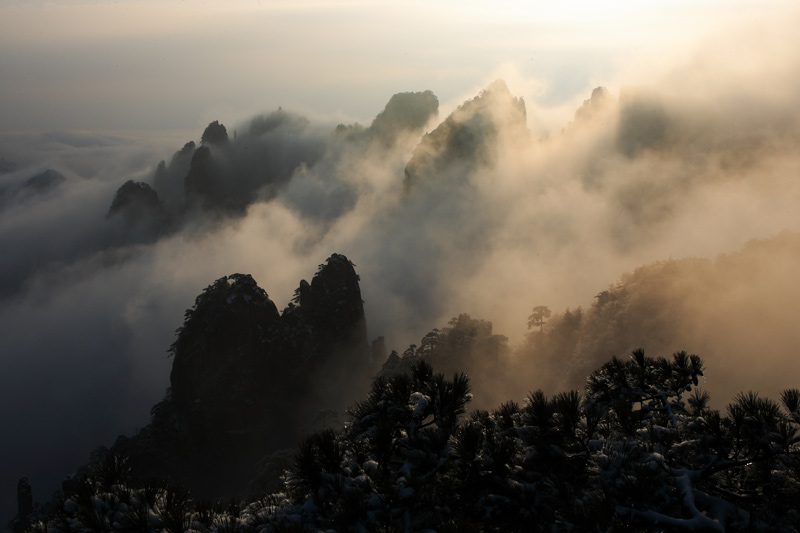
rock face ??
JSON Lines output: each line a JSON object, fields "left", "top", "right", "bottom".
{"left": 106, "top": 180, "right": 168, "bottom": 243}
{"left": 184, "top": 145, "right": 223, "bottom": 210}
{"left": 24, "top": 169, "right": 66, "bottom": 193}
{"left": 574, "top": 86, "right": 612, "bottom": 125}
{"left": 103, "top": 90, "right": 438, "bottom": 240}
{"left": 187, "top": 121, "right": 232, "bottom": 210}
{"left": 111, "top": 253, "right": 372, "bottom": 500}
{"left": 403, "top": 80, "right": 529, "bottom": 192}
{"left": 1, "top": 168, "right": 65, "bottom": 206}
{"left": 369, "top": 90, "right": 439, "bottom": 147}
{"left": 107, "top": 180, "right": 162, "bottom": 218}
{"left": 152, "top": 141, "right": 195, "bottom": 212}
{"left": 183, "top": 117, "right": 326, "bottom": 214}
{"left": 201, "top": 120, "right": 230, "bottom": 147}
{"left": 617, "top": 90, "right": 669, "bottom": 157}
{"left": 168, "top": 273, "right": 282, "bottom": 411}
{"left": 288, "top": 253, "right": 367, "bottom": 355}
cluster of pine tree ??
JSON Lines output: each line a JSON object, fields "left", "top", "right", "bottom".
{"left": 20, "top": 351, "right": 800, "bottom": 532}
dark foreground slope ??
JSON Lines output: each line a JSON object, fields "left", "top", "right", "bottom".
{"left": 17, "top": 353, "right": 800, "bottom": 532}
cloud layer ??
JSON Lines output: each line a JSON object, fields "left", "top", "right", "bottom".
{"left": 2, "top": 14, "right": 800, "bottom": 518}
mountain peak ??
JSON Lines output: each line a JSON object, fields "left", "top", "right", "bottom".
{"left": 201, "top": 120, "right": 230, "bottom": 146}
{"left": 108, "top": 254, "right": 371, "bottom": 501}
{"left": 369, "top": 90, "right": 439, "bottom": 147}
{"left": 107, "top": 180, "right": 161, "bottom": 218}
{"left": 403, "top": 80, "right": 529, "bottom": 192}
{"left": 574, "top": 86, "right": 612, "bottom": 125}
{"left": 168, "top": 273, "right": 280, "bottom": 409}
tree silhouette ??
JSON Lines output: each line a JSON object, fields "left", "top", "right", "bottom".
{"left": 21, "top": 353, "right": 800, "bottom": 532}
{"left": 527, "top": 305, "right": 551, "bottom": 332}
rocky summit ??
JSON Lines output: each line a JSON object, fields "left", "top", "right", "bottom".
{"left": 109, "top": 253, "right": 373, "bottom": 501}
{"left": 403, "top": 79, "right": 529, "bottom": 192}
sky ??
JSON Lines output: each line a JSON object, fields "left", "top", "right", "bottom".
{"left": 2, "top": 0, "right": 793, "bottom": 133}
{"left": 2, "top": 0, "right": 800, "bottom": 523}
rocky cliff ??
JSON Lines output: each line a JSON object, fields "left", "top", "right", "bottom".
{"left": 109, "top": 253, "right": 372, "bottom": 500}
{"left": 403, "top": 80, "right": 529, "bottom": 192}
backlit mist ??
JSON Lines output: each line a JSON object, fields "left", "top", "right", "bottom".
{"left": 2, "top": 0, "right": 800, "bottom": 522}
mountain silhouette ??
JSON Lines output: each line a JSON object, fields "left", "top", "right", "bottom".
{"left": 109, "top": 253, "right": 372, "bottom": 500}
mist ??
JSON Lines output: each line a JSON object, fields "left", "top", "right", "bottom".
{"left": 3, "top": 6, "right": 800, "bottom": 521}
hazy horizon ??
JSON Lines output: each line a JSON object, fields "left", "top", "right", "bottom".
{"left": 2, "top": 0, "right": 795, "bottom": 134}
